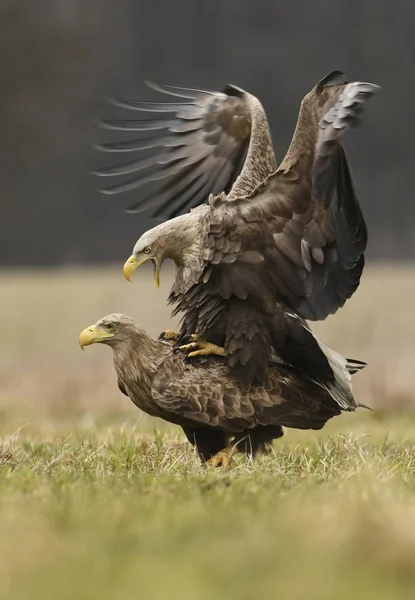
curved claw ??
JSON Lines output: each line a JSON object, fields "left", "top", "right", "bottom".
{"left": 179, "top": 341, "right": 199, "bottom": 354}
{"left": 206, "top": 448, "right": 235, "bottom": 469}
{"left": 158, "top": 329, "right": 179, "bottom": 343}
{"left": 178, "top": 338, "right": 226, "bottom": 359}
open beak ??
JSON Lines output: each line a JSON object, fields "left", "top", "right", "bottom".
{"left": 152, "top": 259, "right": 160, "bottom": 288}
{"left": 79, "top": 325, "right": 113, "bottom": 350}
{"left": 123, "top": 254, "right": 160, "bottom": 287}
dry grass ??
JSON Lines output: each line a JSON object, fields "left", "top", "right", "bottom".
{"left": 1, "top": 264, "right": 415, "bottom": 599}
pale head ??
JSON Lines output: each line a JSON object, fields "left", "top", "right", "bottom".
{"left": 79, "top": 313, "right": 142, "bottom": 349}
{"left": 123, "top": 212, "right": 202, "bottom": 287}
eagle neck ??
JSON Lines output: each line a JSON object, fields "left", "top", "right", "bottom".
{"left": 171, "top": 206, "right": 211, "bottom": 295}
{"left": 113, "top": 335, "right": 169, "bottom": 393}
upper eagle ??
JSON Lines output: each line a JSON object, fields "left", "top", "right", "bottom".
{"left": 95, "top": 71, "right": 379, "bottom": 384}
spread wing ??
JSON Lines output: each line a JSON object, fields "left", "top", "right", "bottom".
{"left": 204, "top": 72, "right": 380, "bottom": 321}
{"left": 151, "top": 357, "right": 343, "bottom": 432}
{"left": 95, "top": 82, "right": 276, "bottom": 219}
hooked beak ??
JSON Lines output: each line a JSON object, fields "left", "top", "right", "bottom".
{"left": 123, "top": 254, "right": 160, "bottom": 287}
{"left": 79, "top": 325, "right": 114, "bottom": 350}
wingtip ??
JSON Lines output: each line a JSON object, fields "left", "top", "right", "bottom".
{"left": 93, "top": 118, "right": 119, "bottom": 131}
{"left": 92, "top": 143, "right": 114, "bottom": 153}
{"left": 144, "top": 80, "right": 218, "bottom": 99}
{"left": 91, "top": 117, "right": 108, "bottom": 130}
{"left": 104, "top": 96, "right": 130, "bottom": 110}
{"left": 124, "top": 205, "right": 152, "bottom": 215}
{"left": 316, "top": 70, "right": 348, "bottom": 92}
{"left": 222, "top": 83, "right": 245, "bottom": 98}
{"left": 143, "top": 80, "right": 182, "bottom": 96}
{"left": 357, "top": 82, "right": 382, "bottom": 94}
{"left": 104, "top": 95, "right": 118, "bottom": 106}
{"left": 143, "top": 79, "right": 162, "bottom": 92}
{"left": 97, "top": 187, "right": 118, "bottom": 195}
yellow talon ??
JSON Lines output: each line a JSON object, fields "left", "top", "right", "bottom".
{"left": 158, "top": 329, "right": 179, "bottom": 343}
{"left": 206, "top": 448, "right": 237, "bottom": 469}
{"left": 178, "top": 342, "right": 198, "bottom": 353}
{"left": 179, "top": 335, "right": 226, "bottom": 358}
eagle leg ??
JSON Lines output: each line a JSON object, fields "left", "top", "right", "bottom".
{"left": 179, "top": 334, "right": 226, "bottom": 359}
{"left": 205, "top": 446, "right": 237, "bottom": 469}
{"left": 158, "top": 329, "right": 180, "bottom": 344}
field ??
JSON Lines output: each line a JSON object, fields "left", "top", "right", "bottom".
{"left": 1, "top": 265, "right": 415, "bottom": 599}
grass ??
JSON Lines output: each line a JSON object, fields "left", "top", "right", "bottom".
{"left": 1, "top": 264, "right": 415, "bottom": 599}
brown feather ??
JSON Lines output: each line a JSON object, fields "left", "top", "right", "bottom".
{"left": 95, "top": 82, "right": 274, "bottom": 218}
{"left": 88, "top": 314, "right": 365, "bottom": 464}
{"left": 106, "top": 73, "right": 378, "bottom": 385}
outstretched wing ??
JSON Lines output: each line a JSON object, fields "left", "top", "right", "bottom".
{"left": 204, "top": 72, "right": 380, "bottom": 321}
{"left": 95, "top": 82, "right": 276, "bottom": 219}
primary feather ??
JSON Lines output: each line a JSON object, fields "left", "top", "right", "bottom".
{"left": 95, "top": 82, "right": 261, "bottom": 218}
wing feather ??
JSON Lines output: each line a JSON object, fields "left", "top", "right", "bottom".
{"left": 95, "top": 81, "right": 277, "bottom": 218}
{"left": 207, "top": 74, "right": 379, "bottom": 320}
{"left": 150, "top": 356, "right": 347, "bottom": 432}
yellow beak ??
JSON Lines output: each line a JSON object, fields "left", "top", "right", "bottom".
{"left": 79, "top": 325, "right": 113, "bottom": 349}
{"left": 123, "top": 255, "right": 141, "bottom": 282}
{"left": 123, "top": 254, "right": 160, "bottom": 287}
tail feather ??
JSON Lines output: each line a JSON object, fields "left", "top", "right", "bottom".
{"left": 317, "top": 340, "right": 367, "bottom": 410}
{"left": 276, "top": 313, "right": 368, "bottom": 412}
{"left": 293, "top": 318, "right": 367, "bottom": 411}
{"left": 345, "top": 357, "right": 367, "bottom": 374}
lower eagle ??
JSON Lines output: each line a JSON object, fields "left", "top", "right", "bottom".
{"left": 79, "top": 313, "right": 367, "bottom": 467}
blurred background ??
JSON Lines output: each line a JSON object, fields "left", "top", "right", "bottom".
{"left": 0, "top": 0, "right": 414, "bottom": 266}
{"left": 1, "top": 4, "right": 415, "bottom": 599}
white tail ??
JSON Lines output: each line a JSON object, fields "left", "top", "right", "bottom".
{"left": 276, "top": 312, "right": 368, "bottom": 411}
{"left": 308, "top": 328, "right": 367, "bottom": 411}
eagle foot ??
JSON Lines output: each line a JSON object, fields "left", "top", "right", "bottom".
{"left": 158, "top": 329, "right": 180, "bottom": 344}
{"left": 206, "top": 448, "right": 236, "bottom": 469}
{"left": 179, "top": 335, "right": 226, "bottom": 359}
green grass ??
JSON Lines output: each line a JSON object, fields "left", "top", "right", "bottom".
{"left": 1, "top": 417, "right": 415, "bottom": 600}
{"left": 0, "top": 413, "right": 415, "bottom": 600}
{"left": 1, "top": 266, "right": 415, "bottom": 599}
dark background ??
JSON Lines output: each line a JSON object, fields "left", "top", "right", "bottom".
{"left": 1, "top": 0, "right": 413, "bottom": 266}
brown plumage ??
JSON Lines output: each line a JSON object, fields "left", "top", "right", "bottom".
{"left": 95, "top": 81, "right": 275, "bottom": 217}
{"left": 79, "top": 313, "right": 367, "bottom": 465}
{"left": 96, "top": 71, "right": 379, "bottom": 385}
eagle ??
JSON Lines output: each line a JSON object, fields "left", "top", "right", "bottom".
{"left": 79, "top": 313, "right": 366, "bottom": 467}
{"left": 95, "top": 71, "right": 379, "bottom": 386}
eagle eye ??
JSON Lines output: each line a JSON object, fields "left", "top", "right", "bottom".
{"left": 143, "top": 246, "right": 151, "bottom": 254}
{"left": 105, "top": 323, "right": 115, "bottom": 332}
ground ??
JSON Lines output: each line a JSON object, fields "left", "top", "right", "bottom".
{"left": 1, "top": 265, "right": 415, "bottom": 599}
